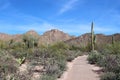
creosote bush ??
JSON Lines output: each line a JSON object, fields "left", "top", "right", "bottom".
{"left": 41, "top": 75, "right": 56, "bottom": 80}
{"left": 0, "top": 36, "right": 82, "bottom": 80}
{"left": 87, "top": 51, "right": 102, "bottom": 64}
{"left": 104, "top": 42, "right": 120, "bottom": 54}
{"left": 0, "top": 50, "right": 18, "bottom": 79}
{"left": 100, "top": 72, "right": 117, "bottom": 80}
{"left": 88, "top": 42, "right": 120, "bottom": 80}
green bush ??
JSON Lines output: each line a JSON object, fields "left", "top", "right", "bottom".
{"left": 41, "top": 75, "right": 56, "bottom": 80}
{"left": 0, "top": 40, "right": 8, "bottom": 49}
{"left": 0, "top": 50, "right": 18, "bottom": 79}
{"left": 69, "top": 45, "right": 81, "bottom": 50}
{"left": 100, "top": 72, "right": 117, "bottom": 80}
{"left": 101, "top": 55, "right": 120, "bottom": 73}
{"left": 87, "top": 51, "right": 102, "bottom": 64}
{"left": 0, "top": 40, "right": 82, "bottom": 79}
{"left": 44, "top": 50, "right": 66, "bottom": 78}
{"left": 65, "top": 50, "right": 81, "bottom": 62}
{"left": 23, "top": 34, "right": 39, "bottom": 48}
{"left": 117, "top": 73, "right": 120, "bottom": 80}
{"left": 104, "top": 42, "right": 120, "bottom": 54}
{"left": 26, "top": 46, "right": 67, "bottom": 79}
{"left": 87, "top": 42, "right": 120, "bottom": 80}
{"left": 10, "top": 42, "right": 25, "bottom": 49}
{"left": 45, "top": 59, "right": 60, "bottom": 75}
{"left": 11, "top": 50, "right": 27, "bottom": 59}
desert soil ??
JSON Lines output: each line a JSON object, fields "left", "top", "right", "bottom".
{"left": 58, "top": 55, "right": 100, "bottom": 80}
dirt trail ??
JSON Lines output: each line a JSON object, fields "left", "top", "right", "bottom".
{"left": 58, "top": 55, "right": 100, "bottom": 80}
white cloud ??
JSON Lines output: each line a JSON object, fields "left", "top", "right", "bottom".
{"left": 58, "top": 0, "right": 79, "bottom": 15}
{"left": 56, "top": 23, "right": 116, "bottom": 35}
{"left": 94, "top": 27, "right": 113, "bottom": 33}
{"left": 0, "top": 21, "right": 118, "bottom": 35}
{"left": 18, "top": 23, "right": 57, "bottom": 32}
{"left": 0, "top": 22, "right": 58, "bottom": 34}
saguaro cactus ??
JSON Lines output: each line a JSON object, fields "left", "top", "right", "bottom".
{"left": 91, "top": 22, "right": 95, "bottom": 51}
{"left": 112, "top": 35, "right": 115, "bottom": 44}
{"left": 23, "top": 34, "right": 38, "bottom": 49}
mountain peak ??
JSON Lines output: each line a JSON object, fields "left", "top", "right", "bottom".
{"left": 0, "top": 33, "right": 12, "bottom": 41}
{"left": 25, "top": 30, "right": 40, "bottom": 36}
{"left": 50, "top": 29, "right": 59, "bottom": 32}
{"left": 39, "top": 29, "right": 75, "bottom": 44}
{"left": 44, "top": 29, "right": 61, "bottom": 33}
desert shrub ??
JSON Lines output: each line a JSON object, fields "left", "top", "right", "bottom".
{"left": 117, "top": 73, "right": 120, "bottom": 80}
{"left": 65, "top": 50, "right": 75, "bottom": 61}
{"left": 50, "top": 42, "right": 69, "bottom": 51}
{"left": 41, "top": 75, "right": 56, "bottom": 80}
{"left": 104, "top": 42, "right": 120, "bottom": 54}
{"left": 26, "top": 48, "right": 41, "bottom": 59}
{"left": 9, "top": 73, "right": 32, "bottom": 80}
{"left": 11, "top": 50, "right": 27, "bottom": 59}
{"left": 65, "top": 50, "right": 81, "bottom": 62}
{"left": 0, "top": 40, "right": 82, "bottom": 80}
{"left": 74, "top": 50, "right": 82, "bottom": 57}
{"left": 44, "top": 49, "right": 66, "bottom": 78}
{"left": 0, "top": 40, "right": 8, "bottom": 49}
{"left": 10, "top": 42, "right": 25, "bottom": 49}
{"left": 87, "top": 51, "right": 102, "bottom": 64}
{"left": 45, "top": 58, "right": 61, "bottom": 77}
{"left": 69, "top": 45, "right": 81, "bottom": 50}
{"left": 95, "top": 43, "right": 107, "bottom": 53}
{"left": 56, "top": 58, "right": 66, "bottom": 75}
{"left": 79, "top": 42, "right": 91, "bottom": 52}
{"left": 0, "top": 50, "right": 18, "bottom": 79}
{"left": 80, "top": 42, "right": 100, "bottom": 52}
{"left": 23, "top": 34, "right": 39, "bottom": 48}
{"left": 51, "top": 51, "right": 66, "bottom": 72}
{"left": 25, "top": 46, "right": 67, "bottom": 79}
{"left": 89, "top": 52, "right": 120, "bottom": 73}
{"left": 100, "top": 72, "right": 117, "bottom": 80}
{"left": 87, "top": 42, "right": 120, "bottom": 80}
{"left": 98, "top": 42, "right": 120, "bottom": 72}
{"left": 100, "top": 54, "right": 120, "bottom": 73}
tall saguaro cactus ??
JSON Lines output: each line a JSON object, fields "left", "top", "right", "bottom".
{"left": 112, "top": 35, "right": 115, "bottom": 44}
{"left": 91, "top": 22, "right": 95, "bottom": 51}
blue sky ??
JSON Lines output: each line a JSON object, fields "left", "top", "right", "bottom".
{"left": 0, "top": 0, "right": 120, "bottom": 36}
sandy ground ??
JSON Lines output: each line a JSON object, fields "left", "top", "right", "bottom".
{"left": 58, "top": 55, "right": 100, "bottom": 80}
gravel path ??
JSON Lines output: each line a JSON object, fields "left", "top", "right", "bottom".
{"left": 58, "top": 55, "right": 100, "bottom": 80}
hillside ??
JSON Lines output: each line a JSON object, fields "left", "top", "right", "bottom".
{"left": 65, "top": 33, "right": 120, "bottom": 47}
{"left": 0, "top": 29, "right": 75, "bottom": 44}
{"left": 39, "top": 29, "right": 75, "bottom": 44}
{"left": 0, "top": 30, "right": 120, "bottom": 46}
{"left": 0, "top": 33, "right": 12, "bottom": 41}
{"left": 0, "top": 29, "right": 120, "bottom": 80}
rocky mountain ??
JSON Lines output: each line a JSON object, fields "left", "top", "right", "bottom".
{"left": 25, "top": 30, "right": 40, "bottom": 37}
{"left": 0, "top": 33, "right": 12, "bottom": 41}
{"left": 11, "top": 34, "right": 23, "bottom": 42}
{"left": 65, "top": 33, "right": 91, "bottom": 47}
{"left": 0, "top": 29, "right": 120, "bottom": 46}
{"left": 0, "top": 29, "right": 75, "bottom": 44}
{"left": 65, "top": 33, "right": 120, "bottom": 47}
{"left": 39, "top": 29, "right": 75, "bottom": 44}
